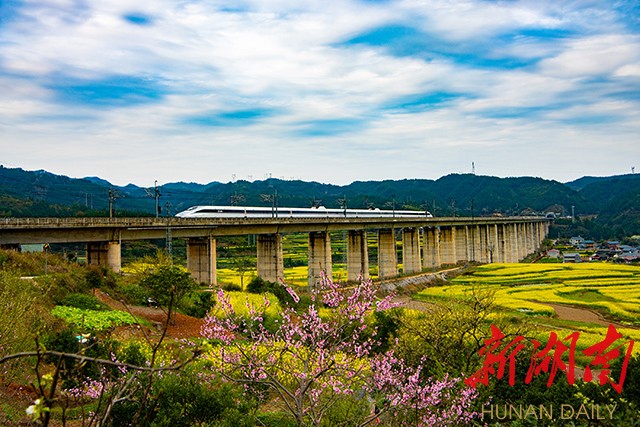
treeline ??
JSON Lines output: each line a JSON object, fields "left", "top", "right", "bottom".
{"left": 1, "top": 166, "right": 639, "bottom": 238}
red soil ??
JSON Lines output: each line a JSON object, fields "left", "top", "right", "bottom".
{"left": 93, "top": 289, "right": 204, "bottom": 339}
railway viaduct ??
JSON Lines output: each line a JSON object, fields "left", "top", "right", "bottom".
{"left": 0, "top": 216, "right": 551, "bottom": 286}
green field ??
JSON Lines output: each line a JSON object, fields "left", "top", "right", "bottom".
{"left": 214, "top": 232, "right": 390, "bottom": 288}
{"left": 415, "top": 262, "right": 640, "bottom": 357}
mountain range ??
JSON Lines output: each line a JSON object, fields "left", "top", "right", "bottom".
{"left": 1, "top": 165, "right": 639, "bottom": 239}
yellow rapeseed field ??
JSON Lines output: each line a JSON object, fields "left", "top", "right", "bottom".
{"left": 417, "top": 262, "right": 640, "bottom": 356}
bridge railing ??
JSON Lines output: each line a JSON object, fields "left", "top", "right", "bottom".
{"left": 1, "top": 216, "right": 551, "bottom": 229}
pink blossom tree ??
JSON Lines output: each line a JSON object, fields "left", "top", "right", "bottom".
{"left": 201, "top": 274, "right": 479, "bottom": 427}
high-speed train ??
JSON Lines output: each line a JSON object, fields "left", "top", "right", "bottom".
{"left": 175, "top": 205, "right": 433, "bottom": 219}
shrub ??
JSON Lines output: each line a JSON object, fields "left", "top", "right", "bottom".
{"left": 57, "top": 292, "right": 108, "bottom": 311}
{"left": 118, "top": 341, "right": 147, "bottom": 367}
{"left": 255, "top": 412, "right": 297, "bottom": 427}
{"left": 246, "top": 276, "right": 298, "bottom": 307}
{"left": 222, "top": 282, "right": 242, "bottom": 292}
{"left": 246, "top": 276, "right": 271, "bottom": 293}
{"left": 182, "top": 291, "right": 215, "bottom": 318}
{"left": 0, "top": 271, "right": 45, "bottom": 361}
{"left": 576, "top": 353, "right": 640, "bottom": 426}
{"left": 117, "top": 283, "right": 150, "bottom": 306}
{"left": 85, "top": 265, "right": 107, "bottom": 288}
{"left": 41, "top": 327, "right": 80, "bottom": 356}
{"left": 44, "top": 271, "right": 91, "bottom": 304}
{"left": 109, "top": 368, "right": 256, "bottom": 427}
{"left": 320, "top": 394, "right": 370, "bottom": 427}
{"left": 139, "top": 265, "right": 198, "bottom": 310}
{"left": 611, "top": 351, "right": 640, "bottom": 409}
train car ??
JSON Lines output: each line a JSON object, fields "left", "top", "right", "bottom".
{"left": 175, "top": 205, "right": 433, "bottom": 219}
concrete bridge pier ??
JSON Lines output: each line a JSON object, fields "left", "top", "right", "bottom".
{"left": 87, "top": 241, "right": 121, "bottom": 273}
{"left": 308, "top": 231, "right": 332, "bottom": 288}
{"left": 524, "top": 223, "right": 532, "bottom": 258}
{"left": 402, "top": 227, "right": 422, "bottom": 274}
{"left": 540, "top": 222, "right": 549, "bottom": 245}
{"left": 536, "top": 222, "right": 546, "bottom": 249}
{"left": 423, "top": 227, "right": 441, "bottom": 270}
{"left": 518, "top": 223, "right": 527, "bottom": 260}
{"left": 439, "top": 226, "right": 457, "bottom": 265}
{"left": 521, "top": 223, "right": 530, "bottom": 257}
{"left": 506, "top": 223, "right": 518, "bottom": 262}
{"left": 533, "top": 222, "right": 542, "bottom": 252}
{"left": 257, "top": 234, "right": 284, "bottom": 283}
{"left": 468, "top": 225, "right": 480, "bottom": 262}
{"left": 533, "top": 222, "right": 541, "bottom": 251}
{"left": 378, "top": 228, "right": 398, "bottom": 279}
{"left": 455, "top": 226, "right": 469, "bottom": 263}
{"left": 477, "top": 225, "right": 488, "bottom": 263}
{"left": 187, "top": 236, "right": 216, "bottom": 285}
{"left": 491, "top": 224, "right": 503, "bottom": 263}
{"left": 347, "top": 230, "right": 369, "bottom": 282}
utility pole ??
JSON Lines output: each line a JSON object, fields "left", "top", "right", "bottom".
{"left": 108, "top": 189, "right": 119, "bottom": 218}
{"left": 337, "top": 195, "right": 348, "bottom": 217}
{"left": 144, "top": 181, "right": 161, "bottom": 217}
{"left": 154, "top": 181, "right": 161, "bottom": 217}
{"left": 390, "top": 194, "right": 396, "bottom": 217}
{"left": 260, "top": 189, "right": 279, "bottom": 218}
{"left": 230, "top": 192, "right": 245, "bottom": 206}
{"left": 384, "top": 195, "right": 396, "bottom": 216}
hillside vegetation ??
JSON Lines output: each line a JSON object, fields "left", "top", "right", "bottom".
{"left": 2, "top": 249, "right": 640, "bottom": 426}
{"left": 1, "top": 165, "right": 639, "bottom": 237}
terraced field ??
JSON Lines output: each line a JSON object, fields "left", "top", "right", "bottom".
{"left": 415, "top": 263, "right": 640, "bottom": 357}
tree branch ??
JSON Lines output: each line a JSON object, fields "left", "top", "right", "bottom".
{"left": 0, "top": 349, "right": 201, "bottom": 372}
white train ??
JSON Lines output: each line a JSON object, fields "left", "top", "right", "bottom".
{"left": 175, "top": 205, "right": 433, "bottom": 219}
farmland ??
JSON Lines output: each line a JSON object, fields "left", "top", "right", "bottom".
{"left": 214, "top": 231, "right": 390, "bottom": 288}
{"left": 415, "top": 262, "right": 640, "bottom": 359}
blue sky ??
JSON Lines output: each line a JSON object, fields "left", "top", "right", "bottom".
{"left": 0, "top": 0, "right": 638, "bottom": 186}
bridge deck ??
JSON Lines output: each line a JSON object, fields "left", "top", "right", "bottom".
{"left": 0, "top": 216, "right": 551, "bottom": 244}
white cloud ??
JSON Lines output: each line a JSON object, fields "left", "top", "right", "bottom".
{"left": 539, "top": 34, "right": 640, "bottom": 78}
{"left": 0, "top": 0, "right": 639, "bottom": 186}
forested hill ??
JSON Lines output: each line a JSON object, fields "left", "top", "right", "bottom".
{"left": 1, "top": 165, "right": 639, "bottom": 237}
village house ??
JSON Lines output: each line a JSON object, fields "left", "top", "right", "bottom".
{"left": 606, "top": 241, "right": 621, "bottom": 250}
{"left": 569, "top": 236, "right": 585, "bottom": 247}
{"left": 547, "top": 249, "right": 561, "bottom": 259}
{"left": 578, "top": 240, "right": 597, "bottom": 250}
{"left": 563, "top": 252, "right": 582, "bottom": 263}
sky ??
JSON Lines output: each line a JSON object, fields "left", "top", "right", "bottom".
{"left": 0, "top": 0, "right": 639, "bottom": 187}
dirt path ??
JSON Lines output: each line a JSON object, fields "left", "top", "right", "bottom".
{"left": 543, "top": 302, "right": 610, "bottom": 326}
{"left": 392, "top": 295, "right": 435, "bottom": 312}
{"left": 393, "top": 293, "right": 633, "bottom": 330}
{"left": 94, "top": 289, "right": 204, "bottom": 339}
{"left": 538, "top": 301, "right": 637, "bottom": 330}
